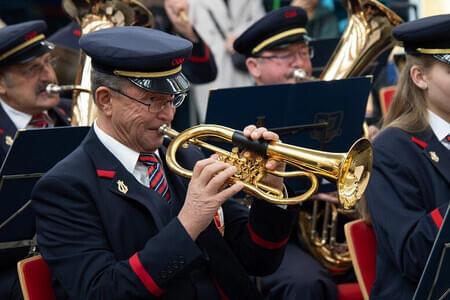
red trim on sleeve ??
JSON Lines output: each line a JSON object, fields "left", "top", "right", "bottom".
{"left": 96, "top": 170, "right": 116, "bottom": 179}
{"left": 188, "top": 43, "right": 210, "bottom": 63}
{"left": 0, "top": 129, "right": 4, "bottom": 134}
{"left": 411, "top": 136, "right": 427, "bottom": 149}
{"left": 211, "top": 277, "right": 229, "bottom": 300}
{"left": 246, "top": 223, "right": 289, "bottom": 249}
{"left": 430, "top": 208, "right": 443, "bottom": 229}
{"left": 129, "top": 253, "right": 164, "bottom": 296}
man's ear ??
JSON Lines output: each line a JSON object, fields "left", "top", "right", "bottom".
{"left": 410, "top": 65, "right": 428, "bottom": 90}
{"left": 246, "top": 57, "right": 262, "bottom": 79}
{"left": 0, "top": 73, "right": 8, "bottom": 96}
{"left": 95, "top": 87, "right": 113, "bottom": 116}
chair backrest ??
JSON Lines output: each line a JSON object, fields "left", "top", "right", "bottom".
{"left": 379, "top": 85, "right": 396, "bottom": 117}
{"left": 344, "top": 219, "right": 377, "bottom": 300}
{"left": 17, "top": 255, "right": 56, "bottom": 300}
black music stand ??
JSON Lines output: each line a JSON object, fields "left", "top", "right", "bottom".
{"left": 204, "top": 77, "right": 371, "bottom": 193}
{"left": 413, "top": 204, "right": 450, "bottom": 300}
{"left": 0, "top": 126, "right": 89, "bottom": 265}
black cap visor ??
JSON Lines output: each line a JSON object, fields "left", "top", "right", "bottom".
{"left": 433, "top": 54, "right": 450, "bottom": 65}
{"left": 0, "top": 40, "right": 54, "bottom": 67}
{"left": 129, "top": 72, "right": 191, "bottom": 94}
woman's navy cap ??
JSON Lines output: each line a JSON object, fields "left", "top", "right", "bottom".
{"left": 79, "top": 26, "right": 193, "bottom": 94}
{"left": 0, "top": 20, "right": 54, "bottom": 67}
{"left": 392, "top": 14, "right": 450, "bottom": 65}
{"left": 234, "top": 6, "right": 309, "bottom": 57}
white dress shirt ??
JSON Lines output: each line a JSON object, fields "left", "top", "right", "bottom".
{"left": 428, "top": 110, "right": 450, "bottom": 150}
{"left": 93, "top": 120, "right": 164, "bottom": 187}
{"left": 0, "top": 97, "right": 53, "bottom": 129}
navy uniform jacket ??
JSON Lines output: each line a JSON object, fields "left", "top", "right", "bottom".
{"left": 365, "top": 127, "right": 450, "bottom": 300}
{"left": 31, "top": 128, "right": 297, "bottom": 300}
{"left": 0, "top": 103, "right": 70, "bottom": 164}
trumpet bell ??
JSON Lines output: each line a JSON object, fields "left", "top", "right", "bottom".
{"left": 337, "top": 138, "right": 372, "bottom": 209}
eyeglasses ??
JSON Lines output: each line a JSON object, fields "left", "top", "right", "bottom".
{"left": 108, "top": 87, "right": 186, "bottom": 113}
{"left": 258, "top": 46, "right": 314, "bottom": 64}
{"left": 22, "top": 55, "right": 58, "bottom": 78}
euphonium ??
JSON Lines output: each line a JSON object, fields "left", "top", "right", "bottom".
{"left": 159, "top": 124, "right": 372, "bottom": 208}
{"left": 320, "top": 0, "right": 403, "bottom": 80}
{"left": 63, "top": 0, "right": 154, "bottom": 126}
{"left": 300, "top": 0, "right": 403, "bottom": 273}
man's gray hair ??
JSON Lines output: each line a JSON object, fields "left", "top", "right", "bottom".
{"left": 90, "top": 68, "right": 129, "bottom": 100}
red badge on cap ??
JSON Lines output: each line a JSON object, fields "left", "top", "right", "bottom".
{"left": 73, "top": 29, "right": 81, "bottom": 37}
{"left": 24, "top": 31, "right": 37, "bottom": 41}
{"left": 171, "top": 57, "right": 185, "bottom": 66}
{"left": 284, "top": 10, "right": 297, "bottom": 19}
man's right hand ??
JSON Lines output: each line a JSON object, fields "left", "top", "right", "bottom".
{"left": 177, "top": 156, "right": 243, "bottom": 240}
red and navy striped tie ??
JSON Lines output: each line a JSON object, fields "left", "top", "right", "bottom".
{"left": 138, "top": 154, "right": 171, "bottom": 201}
{"left": 29, "top": 113, "right": 49, "bottom": 128}
{"left": 446, "top": 134, "right": 450, "bottom": 142}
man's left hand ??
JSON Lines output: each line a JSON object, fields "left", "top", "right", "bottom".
{"left": 243, "top": 125, "right": 286, "bottom": 191}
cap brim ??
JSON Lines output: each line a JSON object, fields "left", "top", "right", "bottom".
{"left": 2, "top": 41, "right": 54, "bottom": 66}
{"left": 128, "top": 72, "right": 190, "bottom": 94}
{"left": 258, "top": 34, "right": 310, "bottom": 54}
{"left": 433, "top": 54, "right": 450, "bottom": 65}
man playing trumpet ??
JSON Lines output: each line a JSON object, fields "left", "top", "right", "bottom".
{"left": 31, "top": 26, "right": 298, "bottom": 299}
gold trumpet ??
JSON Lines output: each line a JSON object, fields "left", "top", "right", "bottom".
{"left": 159, "top": 124, "right": 372, "bottom": 208}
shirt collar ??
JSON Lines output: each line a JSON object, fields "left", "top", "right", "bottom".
{"left": 0, "top": 97, "right": 32, "bottom": 130}
{"left": 428, "top": 109, "right": 450, "bottom": 142}
{"left": 93, "top": 120, "right": 160, "bottom": 173}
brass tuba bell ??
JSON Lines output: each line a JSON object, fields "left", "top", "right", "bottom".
{"left": 159, "top": 124, "right": 372, "bottom": 208}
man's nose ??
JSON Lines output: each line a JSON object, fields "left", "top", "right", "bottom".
{"left": 39, "top": 64, "right": 56, "bottom": 82}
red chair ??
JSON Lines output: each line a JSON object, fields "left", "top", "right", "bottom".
{"left": 337, "top": 282, "right": 363, "bottom": 300}
{"left": 17, "top": 255, "right": 56, "bottom": 300}
{"left": 344, "top": 219, "right": 377, "bottom": 300}
{"left": 379, "top": 85, "right": 396, "bottom": 117}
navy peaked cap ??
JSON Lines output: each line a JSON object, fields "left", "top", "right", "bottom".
{"left": 79, "top": 26, "right": 193, "bottom": 94}
{"left": 234, "top": 6, "right": 309, "bottom": 57}
{"left": 0, "top": 20, "right": 54, "bottom": 67}
{"left": 392, "top": 14, "right": 450, "bottom": 64}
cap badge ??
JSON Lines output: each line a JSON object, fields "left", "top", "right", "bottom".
{"left": 284, "top": 10, "right": 297, "bottom": 18}
{"left": 171, "top": 57, "right": 185, "bottom": 66}
{"left": 24, "top": 31, "right": 37, "bottom": 41}
{"left": 117, "top": 180, "right": 128, "bottom": 194}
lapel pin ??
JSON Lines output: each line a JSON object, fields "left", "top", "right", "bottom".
{"left": 5, "top": 136, "right": 13, "bottom": 146}
{"left": 429, "top": 151, "right": 439, "bottom": 163}
{"left": 117, "top": 180, "right": 128, "bottom": 194}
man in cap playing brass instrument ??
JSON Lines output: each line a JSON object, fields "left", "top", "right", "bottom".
{"left": 0, "top": 20, "right": 70, "bottom": 300}
{"left": 31, "top": 26, "right": 299, "bottom": 299}
{"left": 0, "top": 20, "right": 69, "bottom": 164}
{"left": 234, "top": 6, "right": 338, "bottom": 300}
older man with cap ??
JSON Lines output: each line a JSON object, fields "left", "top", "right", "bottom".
{"left": 0, "top": 20, "right": 70, "bottom": 164}
{"left": 233, "top": 6, "right": 338, "bottom": 300}
{"left": 364, "top": 14, "right": 450, "bottom": 300}
{"left": 31, "top": 26, "right": 298, "bottom": 299}
{"left": 0, "top": 20, "right": 70, "bottom": 300}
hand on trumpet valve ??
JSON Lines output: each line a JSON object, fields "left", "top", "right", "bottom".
{"left": 243, "top": 125, "right": 286, "bottom": 191}
{"left": 178, "top": 157, "right": 244, "bottom": 240}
